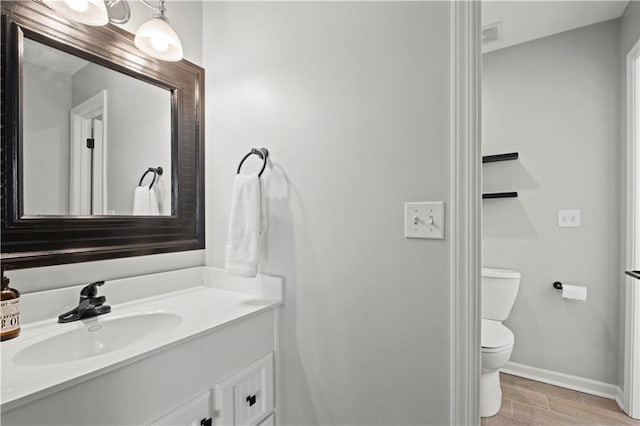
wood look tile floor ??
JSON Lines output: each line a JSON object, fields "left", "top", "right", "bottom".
{"left": 480, "top": 373, "right": 640, "bottom": 426}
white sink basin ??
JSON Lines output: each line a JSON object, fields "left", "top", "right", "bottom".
{"left": 13, "top": 312, "right": 182, "bottom": 366}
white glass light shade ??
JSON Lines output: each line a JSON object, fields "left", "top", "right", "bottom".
{"left": 42, "top": 0, "right": 109, "bottom": 26}
{"left": 134, "top": 16, "right": 183, "bottom": 62}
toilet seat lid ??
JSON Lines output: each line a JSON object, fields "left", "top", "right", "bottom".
{"left": 482, "top": 319, "right": 514, "bottom": 349}
{"left": 482, "top": 267, "right": 521, "bottom": 279}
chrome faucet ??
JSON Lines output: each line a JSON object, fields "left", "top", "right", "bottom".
{"left": 58, "top": 281, "right": 111, "bottom": 323}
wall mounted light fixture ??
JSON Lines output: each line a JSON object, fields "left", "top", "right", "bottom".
{"left": 42, "top": 0, "right": 110, "bottom": 26}
{"left": 39, "top": 0, "right": 183, "bottom": 62}
{"left": 134, "top": 0, "right": 183, "bottom": 62}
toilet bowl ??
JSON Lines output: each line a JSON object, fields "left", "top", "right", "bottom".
{"left": 480, "top": 268, "right": 521, "bottom": 418}
{"left": 481, "top": 319, "right": 514, "bottom": 416}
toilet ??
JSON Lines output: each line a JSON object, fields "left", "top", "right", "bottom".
{"left": 480, "top": 267, "right": 521, "bottom": 418}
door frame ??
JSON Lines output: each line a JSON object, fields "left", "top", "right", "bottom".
{"left": 69, "top": 90, "right": 108, "bottom": 215}
{"left": 623, "top": 37, "right": 640, "bottom": 420}
{"left": 449, "top": 1, "right": 482, "bottom": 424}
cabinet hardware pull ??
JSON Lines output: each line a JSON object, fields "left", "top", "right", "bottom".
{"left": 246, "top": 394, "right": 257, "bottom": 406}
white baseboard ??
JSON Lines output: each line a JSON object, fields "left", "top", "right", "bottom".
{"left": 616, "top": 386, "right": 625, "bottom": 412}
{"left": 501, "top": 361, "right": 623, "bottom": 407}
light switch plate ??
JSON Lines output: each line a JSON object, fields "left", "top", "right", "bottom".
{"left": 405, "top": 202, "right": 445, "bottom": 239}
{"left": 558, "top": 209, "right": 581, "bottom": 227}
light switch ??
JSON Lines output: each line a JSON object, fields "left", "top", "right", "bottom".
{"left": 558, "top": 209, "right": 581, "bottom": 227}
{"left": 405, "top": 202, "right": 445, "bottom": 239}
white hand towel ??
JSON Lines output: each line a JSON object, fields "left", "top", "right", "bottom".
{"left": 149, "top": 187, "right": 160, "bottom": 215}
{"left": 132, "top": 185, "right": 160, "bottom": 215}
{"left": 225, "top": 173, "right": 263, "bottom": 277}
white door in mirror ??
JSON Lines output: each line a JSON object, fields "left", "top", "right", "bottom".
{"left": 404, "top": 202, "right": 445, "bottom": 239}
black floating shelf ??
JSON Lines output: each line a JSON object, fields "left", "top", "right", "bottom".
{"left": 483, "top": 152, "right": 519, "bottom": 164}
{"left": 483, "top": 192, "right": 518, "bottom": 199}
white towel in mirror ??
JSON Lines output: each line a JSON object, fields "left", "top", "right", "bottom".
{"left": 133, "top": 185, "right": 160, "bottom": 215}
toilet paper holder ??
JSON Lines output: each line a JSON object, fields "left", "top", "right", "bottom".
{"left": 552, "top": 280, "right": 588, "bottom": 301}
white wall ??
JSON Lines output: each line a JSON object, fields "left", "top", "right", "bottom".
{"left": 482, "top": 20, "right": 622, "bottom": 385}
{"left": 22, "top": 62, "right": 72, "bottom": 216}
{"left": 203, "top": 2, "right": 452, "bottom": 424}
{"left": 8, "top": 1, "right": 204, "bottom": 293}
{"left": 72, "top": 64, "right": 172, "bottom": 215}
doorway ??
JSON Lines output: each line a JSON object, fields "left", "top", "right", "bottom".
{"left": 479, "top": 1, "right": 638, "bottom": 424}
{"left": 69, "top": 90, "right": 107, "bottom": 215}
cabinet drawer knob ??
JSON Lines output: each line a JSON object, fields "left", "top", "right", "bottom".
{"left": 246, "top": 394, "right": 257, "bottom": 406}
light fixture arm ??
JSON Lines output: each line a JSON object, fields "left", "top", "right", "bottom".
{"left": 140, "top": 0, "right": 166, "bottom": 17}
{"left": 105, "top": 0, "right": 131, "bottom": 24}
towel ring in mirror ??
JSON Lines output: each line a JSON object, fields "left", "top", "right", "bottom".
{"left": 138, "top": 167, "right": 164, "bottom": 189}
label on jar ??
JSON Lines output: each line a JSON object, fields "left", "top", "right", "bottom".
{"left": 1, "top": 299, "right": 20, "bottom": 333}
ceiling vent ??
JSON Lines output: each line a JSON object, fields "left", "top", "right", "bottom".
{"left": 482, "top": 22, "right": 502, "bottom": 45}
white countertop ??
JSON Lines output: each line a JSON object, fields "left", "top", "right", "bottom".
{"left": 1, "top": 267, "right": 282, "bottom": 412}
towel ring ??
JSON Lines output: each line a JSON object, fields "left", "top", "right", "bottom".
{"left": 237, "top": 148, "right": 269, "bottom": 177}
{"left": 138, "top": 166, "right": 163, "bottom": 189}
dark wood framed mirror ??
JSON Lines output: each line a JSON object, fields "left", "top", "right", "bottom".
{"left": 1, "top": 1, "right": 205, "bottom": 269}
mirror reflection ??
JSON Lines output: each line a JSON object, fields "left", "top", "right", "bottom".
{"left": 22, "top": 38, "right": 172, "bottom": 216}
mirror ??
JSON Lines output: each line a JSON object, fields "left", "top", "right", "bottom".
{"left": 22, "top": 38, "right": 172, "bottom": 216}
{"left": 1, "top": 1, "right": 205, "bottom": 269}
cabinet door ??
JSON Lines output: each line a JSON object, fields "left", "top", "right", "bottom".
{"left": 150, "top": 390, "right": 213, "bottom": 426}
{"left": 257, "top": 413, "right": 275, "bottom": 426}
{"left": 215, "top": 352, "right": 274, "bottom": 426}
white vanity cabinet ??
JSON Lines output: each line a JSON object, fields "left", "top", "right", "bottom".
{"left": 215, "top": 352, "right": 275, "bottom": 426}
{"left": 0, "top": 268, "right": 282, "bottom": 426}
{"left": 257, "top": 413, "right": 276, "bottom": 426}
{"left": 151, "top": 352, "right": 276, "bottom": 426}
{"left": 2, "top": 310, "right": 277, "bottom": 426}
{"left": 151, "top": 390, "right": 213, "bottom": 426}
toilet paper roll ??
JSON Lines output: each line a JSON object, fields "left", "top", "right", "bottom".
{"left": 562, "top": 284, "right": 587, "bottom": 301}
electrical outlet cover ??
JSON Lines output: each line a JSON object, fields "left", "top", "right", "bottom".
{"left": 558, "top": 210, "right": 581, "bottom": 227}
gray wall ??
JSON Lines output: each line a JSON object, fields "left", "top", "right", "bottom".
{"left": 22, "top": 62, "right": 72, "bottom": 216}
{"left": 620, "top": 0, "right": 640, "bottom": 391}
{"left": 482, "top": 20, "right": 622, "bottom": 385}
{"left": 203, "top": 2, "right": 452, "bottom": 425}
{"left": 9, "top": 1, "right": 204, "bottom": 293}
{"left": 72, "top": 64, "right": 172, "bottom": 215}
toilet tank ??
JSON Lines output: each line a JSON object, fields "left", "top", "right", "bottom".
{"left": 481, "top": 268, "right": 521, "bottom": 321}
